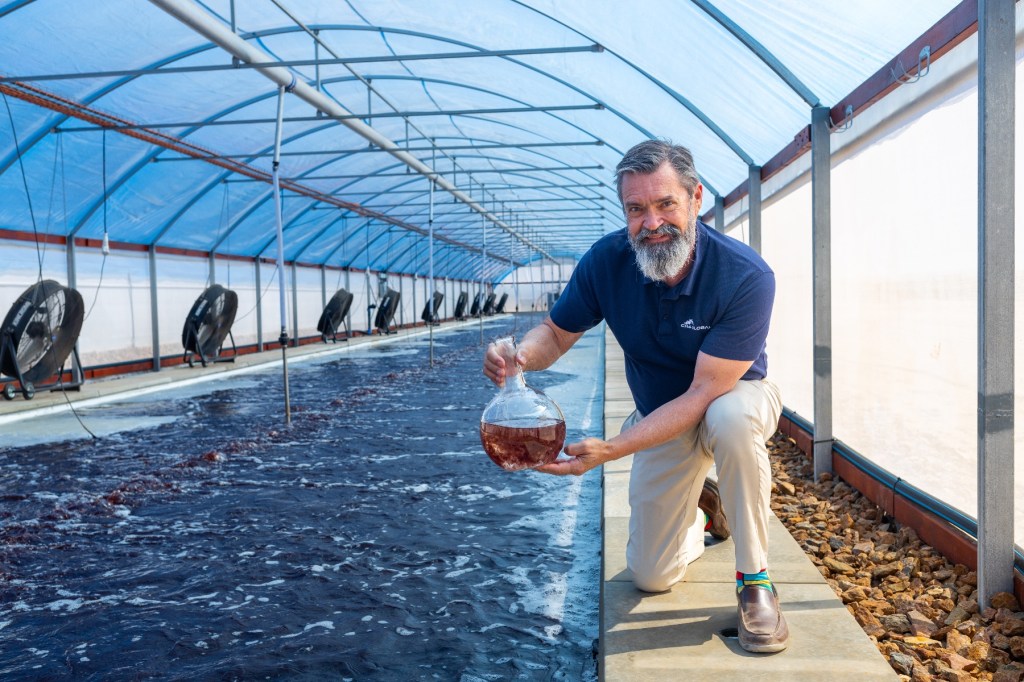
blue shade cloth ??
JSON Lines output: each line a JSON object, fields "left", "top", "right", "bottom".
{"left": 0, "top": 0, "right": 960, "bottom": 280}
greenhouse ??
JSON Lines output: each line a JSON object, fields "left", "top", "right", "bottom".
{"left": 1, "top": 0, "right": 1022, "bottom": 680}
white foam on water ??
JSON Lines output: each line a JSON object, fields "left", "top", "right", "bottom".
{"left": 279, "top": 621, "right": 334, "bottom": 639}
{"left": 44, "top": 599, "right": 86, "bottom": 612}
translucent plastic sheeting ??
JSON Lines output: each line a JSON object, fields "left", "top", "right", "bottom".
{"left": 759, "top": 28, "right": 1024, "bottom": 552}
{"left": 761, "top": 182, "right": 813, "bottom": 422}
{"left": 0, "top": 0, "right": 958, "bottom": 277}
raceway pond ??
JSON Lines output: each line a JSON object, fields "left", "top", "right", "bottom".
{"left": 0, "top": 315, "right": 604, "bottom": 680}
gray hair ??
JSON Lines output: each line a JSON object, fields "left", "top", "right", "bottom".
{"left": 615, "top": 139, "right": 700, "bottom": 202}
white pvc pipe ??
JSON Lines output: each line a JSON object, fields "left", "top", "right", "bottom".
{"left": 428, "top": 172, "right": 435, "bottom": 365}
{"left": 271, "top": 84, "right": 291, "bottom": 424}
{"left": 270, "top": 82, "right": 290, "bottom": 421}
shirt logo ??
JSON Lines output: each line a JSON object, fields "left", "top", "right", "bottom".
{"left": 680, "top": 319, "right": 711, "bottom": 331}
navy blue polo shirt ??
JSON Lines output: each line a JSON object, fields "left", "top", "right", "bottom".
{"left": 550, "top": 221, "right": 774, "bottom": 417}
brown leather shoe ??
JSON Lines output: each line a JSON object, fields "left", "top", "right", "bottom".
{"left": 737, "top": 585, "right": 790, "bottom": 653}
{"left": 698, "top": 478, "right": 730, "bottom": 540}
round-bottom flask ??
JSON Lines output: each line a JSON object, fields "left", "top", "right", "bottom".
{"left": 480, "top": 337, "right": 566, "bottom": 471}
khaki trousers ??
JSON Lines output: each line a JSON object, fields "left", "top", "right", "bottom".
{"left": 625, "top": 379, "right": 782, "bottom": 593}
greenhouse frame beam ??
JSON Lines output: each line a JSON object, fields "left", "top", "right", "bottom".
{"left": 55, "top": 104, "right": 604, "bottom": 132}
{"left": 976, "top": 0, "right": 1015, "bottom": 609}
{"left": 230, "top": 165, "right": 606, "bottom": 182}
{"left": 359, "top": 196, "right": 608, "bottom": 208}
{"left": 317, "top": 182, "right": 605, "bottom": 196}
{"left": 748, "top": 165, "right": 762, "bottom": 254}
{"left": 151, "top": 140, "right": 606, "bottom": 160}
{"left": 811, "top": 105, "right": 832, "bottom": 480}
{"left": 149, "top": 0, "right": 554, "bottom": 262}
{"left": 691, "top": 0, "right": 819, "bottom": 107}
{"left": 148, "top": 246, "right": 160, "bottom": 370}
{"left": 0, "top": 44, "right": 603, "bottom": 83}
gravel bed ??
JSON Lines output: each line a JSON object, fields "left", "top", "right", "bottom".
{"left": 768, "top": 434, "right": 1024, "bottom": 682}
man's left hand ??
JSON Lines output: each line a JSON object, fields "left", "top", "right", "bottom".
{"left": 534, "top": 437, "right": 614, "bottom": 476}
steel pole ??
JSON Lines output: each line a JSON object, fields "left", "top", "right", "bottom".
{"left": 480, "top": 214, "right": 486, "bottom": 344}
{"left": 977, "top": 0, "right": 1015, "bottom": 608}
{"left": 428, "top": 170, "right": 435, "bottom": 366}
{"left": 271, "top": 84, "right": 291, "bottom": 424}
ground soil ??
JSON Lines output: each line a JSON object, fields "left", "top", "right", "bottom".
{"left": 769, "top": 434, "right": 1024, "bottom": 682}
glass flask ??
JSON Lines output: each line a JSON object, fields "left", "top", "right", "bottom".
{"left": 480, "top": 336, "right": 566, "bottom": 471}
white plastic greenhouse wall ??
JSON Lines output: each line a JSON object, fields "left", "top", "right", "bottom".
{"left": 0, "top": 242, "right": 567, "bottom": 364}
{"left": 717, "top": 21, "right": 1024, "bottom": 552}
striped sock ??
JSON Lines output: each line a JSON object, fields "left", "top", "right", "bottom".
{"left": 703, "top": 511, "right": 711, "bottom": 532}
{"left": 736, "top": 568, "right": 773, "bottom": 593}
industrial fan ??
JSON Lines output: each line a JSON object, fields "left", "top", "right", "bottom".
{"left": 374, "top": 287, "right": 401, "bottom": 335}
{"left": 420, "top": 291, "right": 443, "bottom": 326}
{"left": 494, "top": 293, "right": 509, "bottom": 314}
{"left": 317, "top": 288, "right": 354, "bottom": 343}
{"left": 0, "top": 280, "right": 85, "bottom": 400}
{"left": 182, "top": 284, "right": 238, "bottom": 367}
{"left": 470, "top": 293, "right": 485, "bottom": 317}
{"left": 482, "top": 293, "right": 497, "bottom": 316}
{"left": 453, "top": 291, "right": 469, "bottom": 320}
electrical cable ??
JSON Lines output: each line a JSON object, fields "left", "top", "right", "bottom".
{"left": 2, "top": 89, "right": 43, "bottom": 282}
{"left": 82, "top": 129, "right": 109, "bottom": 322}
{"left": 232, "top": 261, "right": 278, "bottom": 324}
{"left": 2, "top": 90, "right": 96, "bottom": 438}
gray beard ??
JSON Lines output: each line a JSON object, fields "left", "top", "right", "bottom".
{"left": 628, "top": 221, "right": 696, "bottom": 281}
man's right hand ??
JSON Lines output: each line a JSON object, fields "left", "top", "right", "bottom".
{"left": 482, "top": 340, "right": 523, "bottom": 387}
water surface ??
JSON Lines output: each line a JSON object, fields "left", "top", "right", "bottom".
{"left": 0, "top": 315, "right": 603, "bottom": 680}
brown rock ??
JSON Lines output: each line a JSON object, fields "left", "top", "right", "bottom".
{"left": 1003, "top": 618, "right": 1024, "bottom": 637}
{"left": 1010, "top": 636, "right": 1024, "bottom": 659}
{"left": 852, "top": 604, "right": 887, "bottom": 639}
{"left": 992, "top": 661, "right": 1024, "bottom": 682}
{"left": 945, "top": 629, "right": 971, "bottom": 653}
{"left": 852, "top": 541, "right": 874, "bottom": 556}
{"left": 862, "top": 598, "right": 897, "bottom": 615}
{"left": 987, "top": 648, "right": 1013, "bottom": 670}
{"left": 905, "top": 635, "right": 942, "bottom": 647}
{"left": 874, "top": 562, "right": 902, "bottom": 580}
{"left": 963, "top": 640, "right": 989, "bottom": 662}
{"left": 910, "top": 664, "right": 932, "bottom": 682}
{"left": 842, "top": 586, "right": 871, "bottom": 603}
{"left": 990, "top": 592, "right": 1020, "bottom": 611}
{"left": 889, "top": 651, "right": 916, "bottom": 675}
{"left": 995, "top": 633, "right": 1012, "bottom": 650}
{"left": 944, "top": 603, "right": 971, "bottom": 627}
{"left": 940, "top": 651, "right": 977, "bottom": 672}
{"left": 824, "top": 556, "right": 856, "bottom": 575}
{"left": 881, "top": 614, "right": 912, "bottom": 634}
{"left": 777, "top": 480, "right": 796, "bottom": 495}
{"left": 908, "top": 610, "right": 938, "bottom": 637}
{"left": 954, "top": 621, "right": 976, "bottom": 637}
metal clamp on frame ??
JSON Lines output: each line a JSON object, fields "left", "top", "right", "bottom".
{"left": 891, "top": 45, "right": 931, "bottom": 85}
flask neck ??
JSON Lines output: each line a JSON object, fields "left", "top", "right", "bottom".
{"left": 503, "top": 367, "right": 526, "bottom": 391}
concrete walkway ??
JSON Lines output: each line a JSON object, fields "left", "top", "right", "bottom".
{"left": 600, "top": 327, "right": 897, "bottom": 681}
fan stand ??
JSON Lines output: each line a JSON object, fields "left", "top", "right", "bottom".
{"left": 183, "top": 321, "right": 237, "bottom": 368}
{"left": 0, "top": 334, "right": 83, "bottom": 400}
{"left": 0, "top": 329, "right": 33, "bottom": 400}
{"left": 321, "top": 316, "right": 351, "bottom": 343}
{"left": 52, "top": 346, "right": 85, "bottom": 394}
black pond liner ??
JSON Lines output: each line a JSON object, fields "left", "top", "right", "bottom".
{"left": 0, "top": 313, "right": 603, "bottom": 681}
